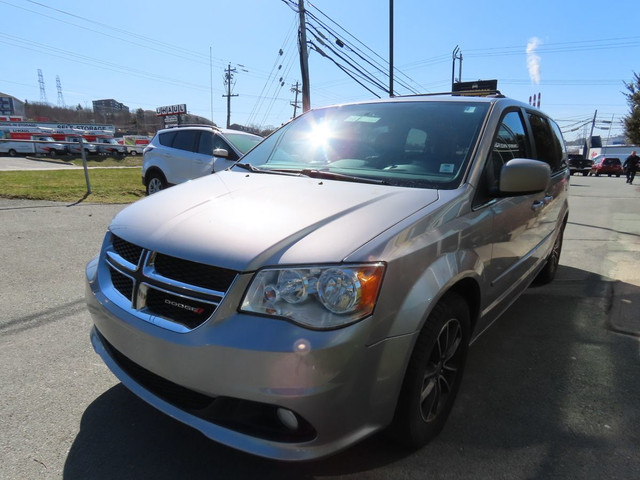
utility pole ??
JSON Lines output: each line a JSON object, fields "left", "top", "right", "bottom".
{"left": 588, "top": 109, "right": 598, "bottom": 142}
{"left": 222, "top": 63, "right": 238, "bottom": 128}
{"left": 389, "top": 0, "right": 394, "bottom": 97}
{"left": 583, "top": 109, "right": 597, "bottom": 159}
{"left": 298, "top": 0, "right": 310, "bottom": 112}
{"left": 290, "top": 81, "right": 301, "bottom": 118}
{"left": 210, "top": 46, "right": 214, "bottom": 124}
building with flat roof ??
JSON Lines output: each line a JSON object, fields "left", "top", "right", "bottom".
{"left": 0, "top": 93, "right": 26, "bottom": 119}
{"left": 92, "top": 99, "right": 129, "bottom": 116}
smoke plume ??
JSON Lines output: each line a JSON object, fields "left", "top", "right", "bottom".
{"left": 526, "top": 37, "right": 542, "bottom": 84}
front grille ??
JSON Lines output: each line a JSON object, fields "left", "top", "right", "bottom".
{"left": 154, "top": 253, "right": 236, "bottom": 292}
{"left": 109, "top": 266, "right": 134, "bottom": 301}
{"left": 112, "top": 235, "right": 143, "bottom": 266}
{"left": 104, "top": 234, "right": 238, "bottom": 331}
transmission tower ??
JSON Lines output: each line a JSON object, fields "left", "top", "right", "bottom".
{"left": 37, "top": 69, "right": 48, "bottom": 104}
{"left": 56, "top": 75, "right": 65, "bottom": 107}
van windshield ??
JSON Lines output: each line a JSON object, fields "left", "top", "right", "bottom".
{"left": 238, "top": 100, "right": 489, "bottom": 189}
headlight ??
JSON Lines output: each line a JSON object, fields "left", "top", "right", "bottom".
{"left": 241, "top": 263, "right": 385, "bottom": 329}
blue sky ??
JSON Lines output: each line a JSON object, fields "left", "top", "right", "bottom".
{"left": 1, "top": 0, "right": 638, "bottom": 142}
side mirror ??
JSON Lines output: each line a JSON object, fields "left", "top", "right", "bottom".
{"left": 499, "top": 158, "right": 550, "bottom": 195}
{"left": 213, "top": 148, "right": 229, "bottom": 158}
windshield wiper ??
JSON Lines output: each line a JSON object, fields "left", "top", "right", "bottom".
{"left": 233, "top": 163, "right": 295, "bottom": 176}
{"left": 299, "top": 169, "right": 388, "bottom": 185}
{"left": 234, "top": 162, "right": 265, "bottom": 173}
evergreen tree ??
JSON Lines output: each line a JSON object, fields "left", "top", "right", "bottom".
{"left": 623, "top": 72, "right": 640, "bottom": 145}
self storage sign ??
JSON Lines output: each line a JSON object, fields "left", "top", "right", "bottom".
{"left": 156, "top": 104, "right": 187, "bottom": 117}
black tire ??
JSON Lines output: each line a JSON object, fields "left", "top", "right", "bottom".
{"left": 387, "top": 292, "right": 470, "bottom": 449}
{"left": 146, "top": 172, "right": 167, "bottom": 195}
{"left": 533, "top": 223, "right": 565, "bottom": 285}
{"left": 582, "top": 171, "right": 588, "bottom": 176}
{"left": 130, "top": 150, "right": 137, "bottom": 156}
{"left": 8, "top": 149, "right": 17, "bottom": 157}
{"left": 595, "top": 172, "right": 600, "bottom": 177}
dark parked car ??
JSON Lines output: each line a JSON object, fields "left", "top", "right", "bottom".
{"left": 589, "top": 156, "right": 623, "bottom": 177}
{"left": 568, "top": 153, "right": 593, "bottom": 176}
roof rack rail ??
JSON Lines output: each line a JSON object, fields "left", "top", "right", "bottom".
{"left": 395, "top": 82, "right": 503, "bottom": 99}
{"left": 165, "top": 123, "right": 220, "bottom": 130}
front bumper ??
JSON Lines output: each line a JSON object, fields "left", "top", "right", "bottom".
{"left": 85, "top": 259, "right": 414, "bottom": 461}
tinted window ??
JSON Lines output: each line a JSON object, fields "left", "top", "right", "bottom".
{"left": 528, "top": 113, "right": 565, "bottom": 172}
{"left": 172, "top": 130, "right": 198, "bottom": 152}
{"left": 494, "top": 111, "right": 528, "bottom": 162}
{"left": 197, "top": 131, "right": 213, "bottom": 155}
{"left": 475, "top": 110, "right": 528, "bottom": 205}
{"left": 213, "top": 135, "right": 238, "bottom": 160}
{"left": 158, "top": 131, "right": 177, "bottom": 147}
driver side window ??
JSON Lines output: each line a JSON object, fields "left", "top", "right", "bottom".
{"left": 475, "top": 110, "right": 528, "bottom": 206}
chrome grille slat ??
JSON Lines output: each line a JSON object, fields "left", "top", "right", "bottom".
{"left": 104, "top": 235, "right": 238, "bottom": 331}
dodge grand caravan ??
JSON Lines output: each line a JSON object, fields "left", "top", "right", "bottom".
{"left": 86, "top": 94, "right": 569, "bottom": 461}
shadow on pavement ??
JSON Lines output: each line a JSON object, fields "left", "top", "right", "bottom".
{"left": 64, "top": 265, "right": 640, "bottom": 479}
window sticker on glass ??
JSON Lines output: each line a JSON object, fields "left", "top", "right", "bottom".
{"left": 440, "top": 163, "right": 455, "bottom": 173}
{"left": 344, "top": 115, "right": 381, "bottom": 123}
{"left": 464, "top": 106, "right": 477, "bottom": 113}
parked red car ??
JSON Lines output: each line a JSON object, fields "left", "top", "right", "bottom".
{"left": 588, "top": 156, "right": 623, "bottom": 177}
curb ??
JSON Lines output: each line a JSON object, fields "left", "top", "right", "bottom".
{"left": 24, "top": 155, "right": 77, "bottom": 166}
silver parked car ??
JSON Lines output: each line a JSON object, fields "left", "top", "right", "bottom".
{"left": 86, "top": 94, "right": 569, "bottom": 461}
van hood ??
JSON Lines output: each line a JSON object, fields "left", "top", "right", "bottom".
{"left": 110, "top": 170, "right": 440, "bottom": 271}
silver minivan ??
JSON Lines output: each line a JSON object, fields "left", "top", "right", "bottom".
{"left": 86, "top": 94, "right": 569, "bottom": 461}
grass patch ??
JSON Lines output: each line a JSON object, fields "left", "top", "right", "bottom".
{"left": 0, "top": 167, "right": 145, "bottom": 203}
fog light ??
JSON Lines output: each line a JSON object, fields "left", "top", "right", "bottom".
{"left": 276, "top": 408, "right": 299, "bottom": 431}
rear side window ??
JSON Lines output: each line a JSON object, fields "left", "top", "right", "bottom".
{"left": 172, "top": 130, "right": 199, "bottom": 152}
{"left": 158, "top": 131, "right": 177, "bottom": 147}
{"left": 528, "top": 113, "right": 566, "bottom": 173}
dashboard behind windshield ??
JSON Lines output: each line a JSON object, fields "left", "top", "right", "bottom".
{"left": 238, "top": 100, "right": 490, "bottom": 189}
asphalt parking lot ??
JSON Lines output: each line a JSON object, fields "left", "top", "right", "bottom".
{"left": 0, "top": 155, "right": 82, "bottom": 171}
{"left": 0, "top": 174, "right": 639, "bottom": 479}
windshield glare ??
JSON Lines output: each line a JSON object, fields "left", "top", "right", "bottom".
{"left": 239, "top": 101, "right": 489, "bottom": 188}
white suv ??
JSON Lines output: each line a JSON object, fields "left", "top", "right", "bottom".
{"left": 142, "top": 125, "right": 262, "bottom": 195}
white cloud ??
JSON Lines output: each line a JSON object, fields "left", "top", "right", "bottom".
{"left": 526, "top": 37, "right": 542, "bottom": 85}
